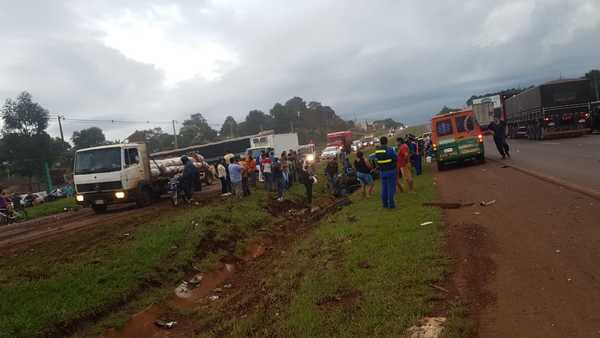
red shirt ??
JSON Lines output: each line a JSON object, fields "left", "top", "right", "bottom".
{"left": 397, "top": 144, "right": 410, "bottom": 168}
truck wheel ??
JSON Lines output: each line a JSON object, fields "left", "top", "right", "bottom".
{"left": 539, "top": 127, "right": 546, "bottom": 140}
{"left": 478, "top": 154, "right": 485, "bottom": 164}
{"left": 437, "top": 162, "right": 446, "bottom": 171}
{"left": 136, "top": 188, "right": 152, "bottom": 208}
{"left": 92, "top": 205, "right": 107, "bottom": 214}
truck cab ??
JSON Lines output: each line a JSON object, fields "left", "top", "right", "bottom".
{"left": 74, "top": 144, "right": 153, "bottom": 212}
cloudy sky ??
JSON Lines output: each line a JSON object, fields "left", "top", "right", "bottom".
{"left": 1, "top": 0, "right": 599, "bottom": 140}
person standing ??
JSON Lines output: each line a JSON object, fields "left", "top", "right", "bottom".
{"left": 354, "top": 151, "right": 375, "bottom": 198}
{"left": 228, "top": 157, "right": 244, "bottom": 198}
{"left": 396, "top": 137, "right": 414, "bottom": 192}
{"left": 247, "top": 152, "right": 257, "bottom": 188}
{"left": 240, "top": 155, "right": 252, "bottom": 196}
{"left": 223, "top": 151, "right": 235, "bottom": 193}
{"left": 181, "top": 156, "right": 199, "bottom": 202}
{"left": 272, "top": 157, "right": 285, "bottom": 201}
{"left": 325, "top": 158, "right": 339, "bottom": 194}
{"left": 408, "top": 135, "right": 422, "bottom": 176}
{"left": 299, "top": 161, "right": 315, "bottom": 206}
{"left": 217, "top": 160, "right": 228, "bottom": 195}
{"left": 280, "top": 151, "right": 290, "bottom": 188}
{"left": 0, "top": 189, "right": 8, "bottom": 212}
{"left": 373, "top": 136, "right": 398, "bottom": 209}
{"left": 488, "top": 116, "right": 510, "bottom": 159}
{"left": 261, "top": 153, "right": 273, "bottom": 191}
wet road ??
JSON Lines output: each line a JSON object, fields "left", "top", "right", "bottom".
{"left": 484, "top": 134, "right": 600, "bottom": 192}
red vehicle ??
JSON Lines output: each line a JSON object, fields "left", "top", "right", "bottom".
{"left": 326, "top": 131, "right": 352, "bottom": 149}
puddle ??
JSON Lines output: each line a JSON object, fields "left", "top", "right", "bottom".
{"left": 170, "top": 263, "right": 236, "bottom": 308}
{"left": 104, "top": 304, "right": 168, "bottom": 338}
{"left": 104, "top": 238, "right": 272, "bottom": 337}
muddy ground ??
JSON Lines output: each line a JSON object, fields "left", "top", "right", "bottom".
{"left": 101, "top": 195, "right": 343, "bottom": 338}
{"left": 438, "top": 160, "right": 600, "bottom": 337}
{"left": 0, "top": 184, "right": 221, "bottom": 254}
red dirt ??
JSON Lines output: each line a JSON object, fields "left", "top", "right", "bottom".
{"left": 439, "top": 161, "right": 600, "bottom": 337}
{"left": 100, "top": 196, "right": 342, "bottom": 338}
{"left": 0, "top": 184, "right": 221, "bottom": 253}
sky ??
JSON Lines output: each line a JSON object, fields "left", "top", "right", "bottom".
{"left": 1, "top": 0, "right": 599, "bottom": 141}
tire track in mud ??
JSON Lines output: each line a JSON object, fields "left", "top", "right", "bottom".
{"left": 0, "top": 184, "right": 221, "bottom": 253}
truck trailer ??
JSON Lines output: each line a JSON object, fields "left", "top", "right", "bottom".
{"left": 245, "top": 131, "right": 299, "bottom": 159}
{"left": 505, "top": 79, "right": 592, "bottom": 140}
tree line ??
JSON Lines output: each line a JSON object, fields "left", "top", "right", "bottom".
{"left": 0, "top": 93, "right": 366, "bottom": 186}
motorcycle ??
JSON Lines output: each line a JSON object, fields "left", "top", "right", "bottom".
{"left": 168, "top": 174, "right": 185, "bottom": 206}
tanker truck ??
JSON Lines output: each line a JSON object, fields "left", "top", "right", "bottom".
{"left": 73, "top": 143, "right": 208, "bottom": 213}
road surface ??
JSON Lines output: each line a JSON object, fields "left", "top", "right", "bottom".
{"left": 484, "top": 134, "right": 600, "bottom": 192}
{"left": 0, "top": 184, "right": 221, "bottom": 252}
{"left": 438, "top": 160, "right": 600, "bottom": 337}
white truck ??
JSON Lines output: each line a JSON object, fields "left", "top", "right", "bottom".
{"left": 73, "top": 143, "right": 206, "bottom": 213}
{"left": 472, "top": 95, "right": 502, "bottom": 130}
{"left": 245, "top": 132, "right": 299, "bottom": 160}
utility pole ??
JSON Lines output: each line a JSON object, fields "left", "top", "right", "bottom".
{"left": 172, "top": 120, "right": 178, "bottom": 149}
{"left": 57, "top": 115, "right": 65, "bottom": 143}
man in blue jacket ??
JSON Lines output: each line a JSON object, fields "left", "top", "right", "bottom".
{"left": 373, "top": 136, "right": 398, "bottom": 209}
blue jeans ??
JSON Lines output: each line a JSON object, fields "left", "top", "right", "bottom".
{"left": 380, "top": 169, "right": 397, "bottom": 208}
{"left": 276, "top": 176, "right": 285, "bottom": 198}
{"left": 412, "top": 155, "right": 422, "bottom": 176}
{"left": 263, "top": 172, "right": 272, "bottom": 191}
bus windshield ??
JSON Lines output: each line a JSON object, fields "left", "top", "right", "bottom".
{"left": 75, "top": 147, "right": 122, "bottom": 175}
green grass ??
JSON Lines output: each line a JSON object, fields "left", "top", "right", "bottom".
{"left": 22, "top": 197, "right": 78, "bottom": 220}
{"left": 0, "top": 190, "right": 277, "bottom": 338}
{"left": 198, "top": 165, "right": 450, "bottom": 337}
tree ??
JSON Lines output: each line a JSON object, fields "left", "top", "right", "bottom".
{"left": 127, "top": 127, "right": 174, "bottom": 153}
{"left": 219, "top": 116, "right": 238, "bottom": 138}
{"left": 437, "top": 105, "right": 461, "bottom": 115}
{"left": 1, "top": 92, "right": 63, "bottom": 187}
{"left": 178, "top": 113, "right": 218, "bottom": 147}
{"left": 72, "top": 127, "right": 106, "bottom": 149}
{"left": 2, "top": 91, "right": 49, "bottom": 137}
{"left": 239, "top": 110, "right": 273, "bottom": 135}
{"left": 585, "top": 69, "right": 600, "bottom": 101}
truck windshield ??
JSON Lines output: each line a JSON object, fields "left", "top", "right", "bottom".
{"left": 436, "top": 119, "right": 453, "bottom": 136}
{"left": 75, "top": 147, "right": 122, "bottom": 174}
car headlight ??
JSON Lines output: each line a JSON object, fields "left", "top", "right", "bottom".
{"left": 76, "top": 195, "right": 84, "bottom": 202}
{"left": 306, "top": 154, "right": 315, "bottom": 162}
{"left": 115, "top": 191, "right": 126, "bottom": 199}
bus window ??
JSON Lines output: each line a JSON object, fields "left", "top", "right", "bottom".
{"left": 436, "top": 119, "right": 453, "bottom": 136}
{"left": 455, "top": 115, "right": 474, "bottom": 133}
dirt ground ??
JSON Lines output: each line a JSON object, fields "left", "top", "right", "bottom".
{"left": 437, "top": 160, "right": 600, "bottom": 337}
{"left": 0, "top": 183, "right": 221, "bottom": 253}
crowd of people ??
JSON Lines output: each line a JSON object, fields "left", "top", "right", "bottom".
{"left": 212, "top": 149, "right": 317, "bottom": 205}
{"left": 176, "top": 134, "right": 425, "bottom": 210}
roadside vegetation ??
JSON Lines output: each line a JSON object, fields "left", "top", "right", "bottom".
{"left": 190, "top": 166, "right": 457, "bottom": 337}
{"left": 0, "top": 185, "right": 305, "bottom": 338}
{"left": 22, "top": 197, "right": 78, "bottom": 220}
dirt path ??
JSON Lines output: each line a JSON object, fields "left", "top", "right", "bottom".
{"left": 0, "top": 184, "right": 221, "bottom": 252}
{"left": 437, "top": 161, "right": 600, "bottom": 337}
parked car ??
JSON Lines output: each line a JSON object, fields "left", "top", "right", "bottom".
{"left": 45, "top": 188, "right": 66, "bottom": 202}
{"left": 22, "top": 193, "right": 45, "bottom": 207}
{"left": 320, "top": 146, "right": 340, "bottom": 161}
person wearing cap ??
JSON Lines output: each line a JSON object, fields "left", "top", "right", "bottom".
{"left": 372, "top": 136, "right": 398, "bottom": 209}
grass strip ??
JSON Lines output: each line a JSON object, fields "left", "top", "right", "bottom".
{"left": 0, "top": 191, "right": 273, "bottom": 338}
{"left": 198, "top": 165, "right": 450, "bottom": 337}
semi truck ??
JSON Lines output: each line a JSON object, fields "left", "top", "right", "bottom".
{"left": 73, "top": 143, "right": 210, "bottom": 213}
{"left": 245, "top": 131, "right": 299, "bottom": 160}
{"left": 505, "top": 79, "right": 592, "bottom": 140}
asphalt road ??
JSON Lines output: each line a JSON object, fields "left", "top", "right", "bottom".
{"left": 484, "top": 134, "right": 600, "bottom": 192}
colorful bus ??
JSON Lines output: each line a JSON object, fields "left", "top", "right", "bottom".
{"left": 431, "top": 109, "right": 485, "bottom": 170}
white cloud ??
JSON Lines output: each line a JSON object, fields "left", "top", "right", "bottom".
{"left": 96, "top": 3, "right": 239, "bottom": 86}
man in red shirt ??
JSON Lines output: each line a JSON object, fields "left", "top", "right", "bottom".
{"left": 396, "top": 137, "right": 414, "bottom": 192}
